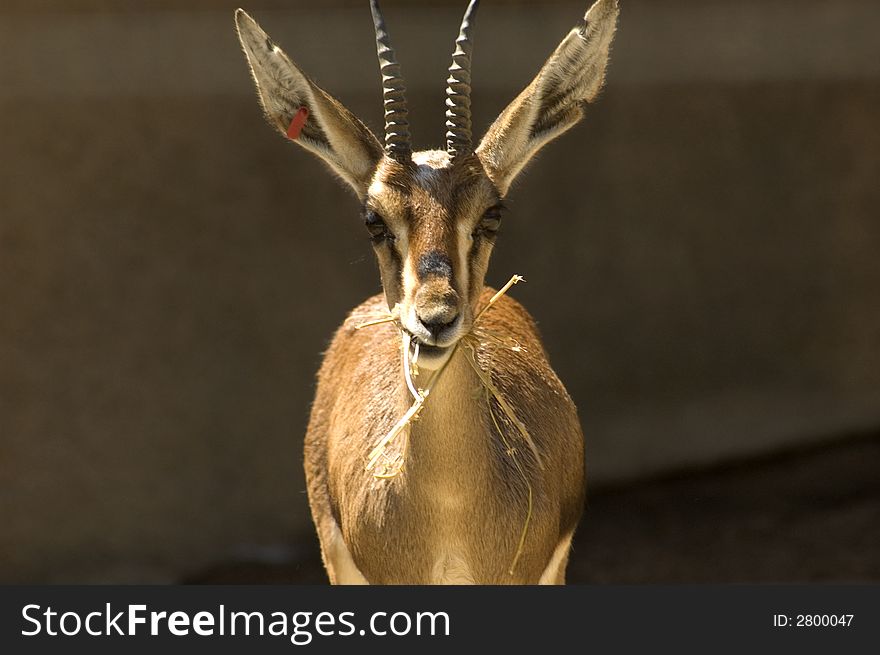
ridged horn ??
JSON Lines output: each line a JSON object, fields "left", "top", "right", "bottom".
{"left": 370, "top": 0, "right": 411, "bottom": 161}
{"left": 445, "top": 0, "right": 480, "bottom": 158}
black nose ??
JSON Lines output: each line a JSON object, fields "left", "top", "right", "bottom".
{"left": 417, "top": 251, "right": 453, "bottom": 281}
{"left": 419, "top": 314, "right": 459, "bottom": 339}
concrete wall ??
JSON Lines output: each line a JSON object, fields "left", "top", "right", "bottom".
{"left": 1, "top": 1, "right": 878, "bottom": 582}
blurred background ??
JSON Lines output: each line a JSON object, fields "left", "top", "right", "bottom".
{"left": 1, "top": 0, "right": 878, "bottom": 584}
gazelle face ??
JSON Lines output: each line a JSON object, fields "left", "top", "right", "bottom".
{"left": 366, "top": 151, "right": 502, "bottom": 367}
{"left": 236, "top": 0, "right": 618, "bottom": 362}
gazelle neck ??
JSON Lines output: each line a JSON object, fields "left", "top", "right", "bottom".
{"left": 402, "top": 346, "right": 486, "bottom": 474}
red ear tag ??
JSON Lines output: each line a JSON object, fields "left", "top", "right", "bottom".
{"left": 286, "top": 106, "right": 309, "bottom": 140}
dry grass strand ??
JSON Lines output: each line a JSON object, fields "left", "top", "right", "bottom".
{"left": 358, "top": 274, "right": 537, "bottom": 574}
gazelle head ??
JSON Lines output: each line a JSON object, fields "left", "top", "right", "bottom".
{"left": 236, "top": 0, "right": 618, "bottom": 367}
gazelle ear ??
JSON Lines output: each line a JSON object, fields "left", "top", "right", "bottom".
{"left": 476, "top": 0, "right": 619, "bottom": 196}
{"left": 235, "top": 9, "right": 384, "bottom": 198}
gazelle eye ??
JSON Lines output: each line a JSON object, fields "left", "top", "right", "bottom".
{"left": 364, "top": 209, "right": 395, "bottom": 243}
{"left": 473, "top": 205, "right": 503, "bottom": 238}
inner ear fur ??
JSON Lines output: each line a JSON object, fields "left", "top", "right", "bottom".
{"left": 476, "top": 0, "right": 619, "bottom": 196}
{"left": 236, "top": 9, "right": 384, "bottom": 197}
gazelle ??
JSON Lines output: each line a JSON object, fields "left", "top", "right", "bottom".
{"left": 235, "top": 0, "right": 618, "bottom": 584}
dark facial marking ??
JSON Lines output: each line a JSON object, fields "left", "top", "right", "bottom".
{"left": 417, "top": 250, "right": 453, "bottom": 281}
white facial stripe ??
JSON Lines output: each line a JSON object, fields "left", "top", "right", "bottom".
{"left": 457, "top": 221, "right": 472, "bottom": 300}
{"left": 400, "top": 226, "right": 425, "bottom": 340}
{"left": 402, "top": 233, "right": 418, "bottom": 300}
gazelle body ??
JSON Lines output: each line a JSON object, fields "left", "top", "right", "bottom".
{"left": 236, "top": 0, "right": 619, "bottom": 584}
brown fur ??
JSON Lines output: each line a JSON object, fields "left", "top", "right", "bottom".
{"left": 305, "top": 290, "right": 584, "bottom": 584}
{"left": 235, "top": 0, "right": 619, "bottom": 584}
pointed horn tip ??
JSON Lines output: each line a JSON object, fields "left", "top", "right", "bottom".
{"left": 370, "top": 0, "right": 412, "bottom": 159}
{"left": 461, "top": 0, "right": 480, "bottom": 25}
{"left": 369, "top": 0, "right": 386, "bottom": 28}
{"left": 445, "top": 0, "right": 480, "bottom": 158}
